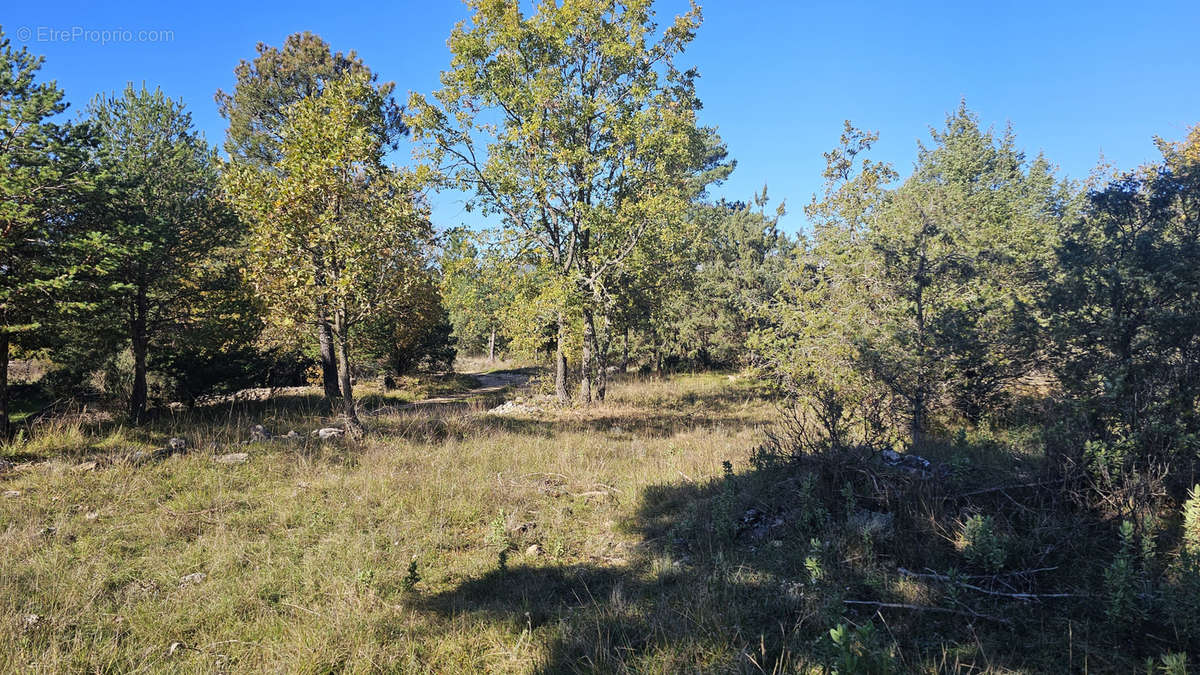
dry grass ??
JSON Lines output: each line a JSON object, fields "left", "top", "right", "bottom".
{"left": 2, "top": 372, "right": 1169, "bottom": 672}
{"left": 0, "top": 373, "right": 778, "bottom": 672}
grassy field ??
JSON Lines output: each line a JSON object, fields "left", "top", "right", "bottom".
{"left": 2, "top": 371, "right": 1187, "bottom": 673}
{"left": 1, "top": 372, "right": 783, "bottom": 673}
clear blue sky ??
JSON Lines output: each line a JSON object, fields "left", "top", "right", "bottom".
{"left": 6, "top": 1, "right": 1199, "bottom": 232}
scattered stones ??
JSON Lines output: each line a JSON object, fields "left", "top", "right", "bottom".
{"left": 4, "top": 490, "right": 19, "bottom": 498}
{"left": 0, "top": 458, "right": 14, "bottom": 473}
{"left": 178, "top": 572, "right": 206, "bottom": 588}
{"left": 213, "top": 452, "right": 249, "bottom": 465}
{"left": 738, "top": 508, "right": 785, "bottom": 540}
{"left": 313, "top": 427, "right": 345, "bottom": 440}
{"left": 880, "top": 448, "right": 946, "bottom": 478}
{"left": 130, "top": 438, "right": 188, "bottom": 466}
{"left": 249, "top": 424, "right": 272, "bottom": 441}
{"left": 486, "top": 400, "right": 543, "bottom": 416}
{"left": 525, "top": 543, "right": 542, "bottom": 557}
{"left": 23, "top": 614, "right": 40, "bottom": 629}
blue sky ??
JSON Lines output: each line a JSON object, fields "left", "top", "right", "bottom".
{"left": 6, "top": 1, "right": 1199, "bottom": 232}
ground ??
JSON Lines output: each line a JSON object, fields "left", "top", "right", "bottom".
{"left": 0, "top": 371, "right": 780, "bottom": 673}
{"left": 1, "top": 371, "right": 1173, "bottom": 673}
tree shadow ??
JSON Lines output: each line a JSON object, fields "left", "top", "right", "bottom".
{"left": 413, "top": 449, "right": 1128, "bottom": 673}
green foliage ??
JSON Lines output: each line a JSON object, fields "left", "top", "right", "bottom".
{"left": 400, "top": 559, "right": 421, "bottom": 592}
{"left": 0, "top": 30, "right": 103, "bottom": 434}
{"left": 223, "top": 71, "right": 431, "bottom": 427}
{"left": 409, "top": 0, "right": 717, "bottom": 401}
{"left": 1047, "top": 126, "right": 1200, "bottom": 479}
{"left": 760, "top": 106, "right": 1071, "bottom": 446}
{"left": 438, "top": 227, "right": 513, "bottom": 358}
{"left": 958, "top": 514, "right": 1007, "bottom": 573}
{"left": 1105, "top": 520, "right": 1148, "bottom": 627}
{"left": 360, "top": 270, "right": 456, "bottom": 375}
{"left": 826, "top": 622, "right": 895, "bottom": 675}
{"left": 85, "top": 83, "right": 256, "bottom": 421}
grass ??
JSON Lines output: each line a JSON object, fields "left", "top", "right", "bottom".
{"left": 0, "top": 373, "right": 777, "bottom": 672}
{"left": 1, "top": 372, "right": 1192, "bottom": 672}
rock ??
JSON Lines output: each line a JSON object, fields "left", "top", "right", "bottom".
{"left": 129, "top": 449, "right": 167, "bottom": 465}
{"left": 0, "top": 458, "right": 14, "bottom": 473}
{"left": 283, "top": 430, "right": 302, "bottom": 441}
{"left": 312, "top": 427, "right": 344, "bottom": 440}
{"left": 486, "top": 400, "right": 543, "bottom": 416}
{"left": 525, "top": 544, "right": 542, "bottom": 557}
{"left": 166, "top": 437, "right": 187, "bottom": 454}
{"left": 849, "top": 509, "right": 894, "bottom": 539}
{"left": 879, "top": 447, "right": 945, "bottom": 478}
{"left": 738, "top": 508, "right": 785, "bottom": 540}
{"left": 610, "top": 426, "right": 625, "bottom": 435}
{"left": 178, "top": 572, "right": 206, "bottom": 588}
{"left": 4, "top": 490, "right": 19, "bottom": 498}
{"left": 23, "top": 614, "right": 40, "bottom": 629}
{"left": 73, "top": 461, "right": 98, "bottom": 472}
{"left": 85, "top": 511, "right": 100, "bottom": 521}
{"left": 213, "top": 452, "right": 249, "bottom": 465}
{"left": 249, "top": 424, "right": 272, "bottom": 441}
{"left": 167, "top": 642, "right": 185, "bottom": 656}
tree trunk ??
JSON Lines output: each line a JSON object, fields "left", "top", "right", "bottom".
{"left": 580, "top": 308, "right": 594, "bottom": 405}
{"left": 555, "top": 312, "right": 569, "bottom": 404}
{"left": 0, "top": 329, "right": 9, "bottom": 439}
{"left": 313, "top": 250, "right": 340, "bottom": 402}
{"left": 318, "top": 316, "right": 341, "bottom": 400}
{"left": 487, "top": 327, "right": 496, "bottom": 363}
{"left": 621, "top": 325, "right": 629, "bottom": 373}
{"left": 129, "top": 284, "right": 149, "bottom": 426}
{"left": 333, "top": 312, "right": 362, "bottom": 434}
{"left": 591, "top": 311, "right": 607, "bottom": 402}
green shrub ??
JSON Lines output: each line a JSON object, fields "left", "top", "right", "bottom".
{"left": 826, "top": 621, "right": 895, "bottom": 674}
{"left": 959, "top": 514, "right": 1006, "bottom": 573}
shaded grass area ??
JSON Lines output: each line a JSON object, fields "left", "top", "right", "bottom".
{"left": 0, "top": 373, "right": 1183, "bottom": 671}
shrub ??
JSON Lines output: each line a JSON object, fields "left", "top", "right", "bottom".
{"left": 958, "top": 514, "right": 1006, "bottom": 573}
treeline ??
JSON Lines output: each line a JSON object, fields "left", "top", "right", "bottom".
{"left": 755, "top": 107, "right": 1200, "bottom": 497}
{"left": 0, "top": 31, "right": 454, "bottom": 436}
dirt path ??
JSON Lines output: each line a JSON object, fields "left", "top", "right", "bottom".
{"left": 391, "top": 368, "right": 534, "bottom": 414}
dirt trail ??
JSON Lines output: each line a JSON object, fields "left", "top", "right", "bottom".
{"left": 394, "top": 369, "right": 534, "bottom": 412}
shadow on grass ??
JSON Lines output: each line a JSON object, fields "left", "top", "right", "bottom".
{"left": 413, "top": 448, "right": 1138, "bottom": 673}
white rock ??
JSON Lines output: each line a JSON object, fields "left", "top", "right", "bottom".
{"left": 214, "top": 452, "right": 249, "bottom": 464}
{"left": 178, "top": 572, "right": 206, "bottom": 588}
{"left": 312, "top": 427, "right": 344, "bottom": 440}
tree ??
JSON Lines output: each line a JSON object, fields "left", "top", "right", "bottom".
{"left": 760, "top": 107, "right": 1072, "bottom": 448}
{"left": 0, "top": 32, "right": 103, "bottom": 436}
{"left": 87, "top": 84, "right": 252, "bottom": 424}
{"left": 439, "top": 227, "right": 513, "bottom": 362}
{"left": 408, "top": 0, "right": 713, "bottom": 403}
{"left": 223, "top": 72, "right": 430, "bottom": 431}
{"left": 360, "top": 268, "right": 456, "bottom": 376}
{"left": 1047, "top": 125, "right": 1200, "bottom": 480}
{"left": 216, "top": 31, "right": 404, "bottom": 401}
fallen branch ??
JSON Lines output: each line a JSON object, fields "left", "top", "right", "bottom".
{"left": 951, "top": 479, "right": 1063, "bottom": 500}
{"left": 843, "top": 599, "right": 1011, "bottom": 624}
{"left": 898, "top": 567, "right": 1091, "bottom": 601}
